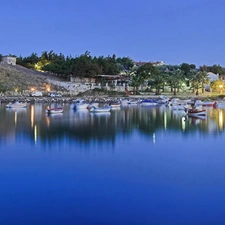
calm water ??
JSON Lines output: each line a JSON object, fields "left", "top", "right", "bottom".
{"left": 1, "top": 103, "right": 225, "bottom": 225}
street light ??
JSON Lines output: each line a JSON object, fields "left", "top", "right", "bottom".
{"left": 219, "top": 85, "right": 223, "bottom": 94}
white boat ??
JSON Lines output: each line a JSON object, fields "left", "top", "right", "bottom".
{"left": 72, "top": 99, "right": 89, "bottom": 110}
{"left": 120, "top": 99, "right": 129, "bottom": 105}
{"left": 185, "top": 108, "right": 207, "bottom": 117}
{"left": 89, "top": 106, "right": 111, "bottom": 113}
{"left": 188, "top": 99, "right": 217, "bottom": 108}
{"left": 109, "top": 102, "right": 121, "bottom": 108}
{"left": 215, "top": 101, "right": 225, "bottom": 108}
{"left": 172, "top": 103, "right": 187, "bottom": 110}
{"left": 128, "top": 99, "right": 139, "bottom": 105}
{"left": 157, "top": 95, "right": 170, "bottom": 104}
{"left": 6, "top": 101, "right": 27, "bottom": 108}
{"left": 46, "top": 107, "right": 63, "bottom": 114}
{"left": 88, "top": 102, "right": 99, "bottom": 108}
{"left": 167, "top": 98, "right": 191, "bottom": 107}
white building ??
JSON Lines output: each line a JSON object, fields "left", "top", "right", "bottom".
{"left": 205, "top": 72, "right": 219, "bottom": 91}
{"left": 207, "top": 72, "right": 219, "bottom": 82}
{"left": 2, "top": 55, "right": 17, "bottom": 65}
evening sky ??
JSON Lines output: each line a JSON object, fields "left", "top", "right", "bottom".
{"left": 1, "top": 0, "right": 225, "bottom": 66}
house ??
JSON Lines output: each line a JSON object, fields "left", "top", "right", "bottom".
{"left": 219, "top": 74, "right": 225, "bottom": 81}
{"left": 207, "top": 72, "right": 219, "bottom": 82}
{"left": 2, "top": 55, "right": 17, "bottom": 65}
{"left": 204, "top": 72, "right": 220, "bottom": 91}
{"left": 95, "top": 75, "right": 130, "bottom": 87}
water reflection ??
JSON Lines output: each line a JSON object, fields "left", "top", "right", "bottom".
{"left": 1, "top": 103, "right": 225, "bottom": 145}
{"left": 1, "top": 103, "right": 225, "bottom": 225}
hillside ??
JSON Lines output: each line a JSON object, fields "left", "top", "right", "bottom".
{"left": 0, "top": 63, "right": 68, "bottom": 93}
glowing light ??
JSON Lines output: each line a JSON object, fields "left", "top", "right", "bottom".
{"left": 14, "top": 111, "right": 17, "bottom": 125}
{"left": 34, "top": 125, "right": 37, "bottom": 145}
{"left": 164, "top": 111, "right": 167, "bottom": 130}
{"left": 31, "top": 105, "right": 34, "bottom": 128}
{"left": 182, "top": 116, "right": 186, "bottom": 131}
{"left": 153, "top": 133, "right": 156, "bottom": 144}
{"left": 219, "top": 85, "right": 223, "bottom": 94}
{"left": 219, "top": 110, "right": 223, "bottom": 131}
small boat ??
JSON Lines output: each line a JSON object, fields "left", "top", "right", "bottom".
{"left": 215, "top": 101, "right": 225, "bottom": 108}
{"left": 141, "top": 99, "right": 158, "bottom": 106}
{"left": 89, "top": 106, "right": 111, "bottom": 113}
{"left": 157, "top": 95, "right": 170, "bottom": 104}
{"left": 172, "top": 103, "right": 187, "bottom": 110}
{"left": 88, "top": 102, "right": 99, "bottom": 108}
{"left": 185, "top": 108, "right": 207, "bottom": 117}
{"left": 72, "top": 100, "right": 89, "bottom": 110}
{"left": 188, "top": 99, "right": 217, "bottom": 107}
{"left": 6, "top": 101, "right": 27, "bottom": 108}
{"left": 109, "top": 102, "right": 121, "bottom": 108}
{"left": 46, "top": 107, "right": 63, "bottom": 114}
{"left": 120, "top": 99, "right": 129, "bottom": 105}
{"left": 202, "top": 101, "right": 217, "bottom": 107}
{"left": 128, "top": 99, "right": 139, "bottom": 105}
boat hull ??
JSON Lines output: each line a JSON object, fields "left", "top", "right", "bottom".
{"left": 6, "top": 102, "right": 27, "bottom": 108}
{"left": 46, "top": 108, "right": 63, "bottom": 114}
{"left": 89, "top": 106, "right": 111, "bottom": 112}
{"left": 187, "top": 110, "right": 206, "bottom": 117}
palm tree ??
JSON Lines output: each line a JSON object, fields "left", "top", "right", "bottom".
{"left": 191, "top": 71, "right": 209, "bottom": 95}
{"left": 169, "top": 69, "right": 185, "bottom": 95}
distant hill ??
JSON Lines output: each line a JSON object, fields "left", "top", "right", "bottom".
{"left": 0, "top": 63, "right": 67, "bottom": 92}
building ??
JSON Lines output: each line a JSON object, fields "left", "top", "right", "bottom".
{"left": 205, "top": 72, "right": 220, "bottom": 91}
{"left": 220, "top": 74, "right": 225, "bottom": 81}
{"left": 207, "top": 72, "right": 219, "bottom": 82}
{"left": 2, "top": 55, "right": 16, "bottom": 65}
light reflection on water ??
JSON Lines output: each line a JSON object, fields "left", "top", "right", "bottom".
{"left": 0, "top": 103, "right": 225, "bottom": 225}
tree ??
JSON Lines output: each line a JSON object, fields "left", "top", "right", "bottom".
{"left": 116, "top": 57, "right": 134, "bottom": 70}
{"left": 191, "top": 71, "right": 209, "bottom": 95}
{"left": 130, "top": 75, "right": 143, "bottom": 94}
{"left": 209, "top": 64, "right": 225, "bottom": 75}
{"left": 170, "top": 69, "right": 185, "bottom": 95}
{"left": 180, "top": 63, "right": 191, "bottom": 76}
{"left": 160, "top": 65, "right": 184, "bottom": 94}
{"left": 135, "top": 63, "right": 160, "bottom": 93}
{"left": 211, "top": 80, "right": 225, "bottom": 93}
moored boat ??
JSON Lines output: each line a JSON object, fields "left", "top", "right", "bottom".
{"left": 109, "top": 102, "right": 121, "bottom": 108}
{"left": 201, "top": 101, "right": 217, "bottom": 107}
{"left": 215, "top": 101, "right": 225, "bottom": 108}
{"left": 185, "top": 108, "right": 207, "bottom": 117}
{"left": 128, "top": 99, "right": 139, "bottom": 105}
{"left": 89, "top": 106, "right": 111, "bottom": 113}
{"left": 46, "top": 107, "right": 64, "bottom": 114}
{"left": 71, "top": 99, "right": 89, "bottom": 110}
{"left": 6, "top": 101, "right": 27, "bottom": 108}
{"left": 188, "top": 99, "right": 217, "bottom": 107}
{"left": 141, "top": 99, "right": 158, "bottom": 106}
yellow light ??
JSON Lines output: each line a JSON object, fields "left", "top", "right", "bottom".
{"left": 46, "top": 85, "right": 51, "bottom": 92}
{"left": 219, "top": 85, "right": 223, "bottom": 94}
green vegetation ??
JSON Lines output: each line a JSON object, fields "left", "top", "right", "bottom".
{"left": 2, "top": 50, "right": 225, "bottom": 96}
{"left": 16, "top": 50, "right": 134, "bottom": 80}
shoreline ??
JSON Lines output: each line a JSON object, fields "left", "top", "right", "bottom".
{"left": 0, "top": 93, "right": 224, "bottom": 104}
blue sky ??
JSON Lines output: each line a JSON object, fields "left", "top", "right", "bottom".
{"left": 1, "top": 0, "right": 225, "bottom": 66}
